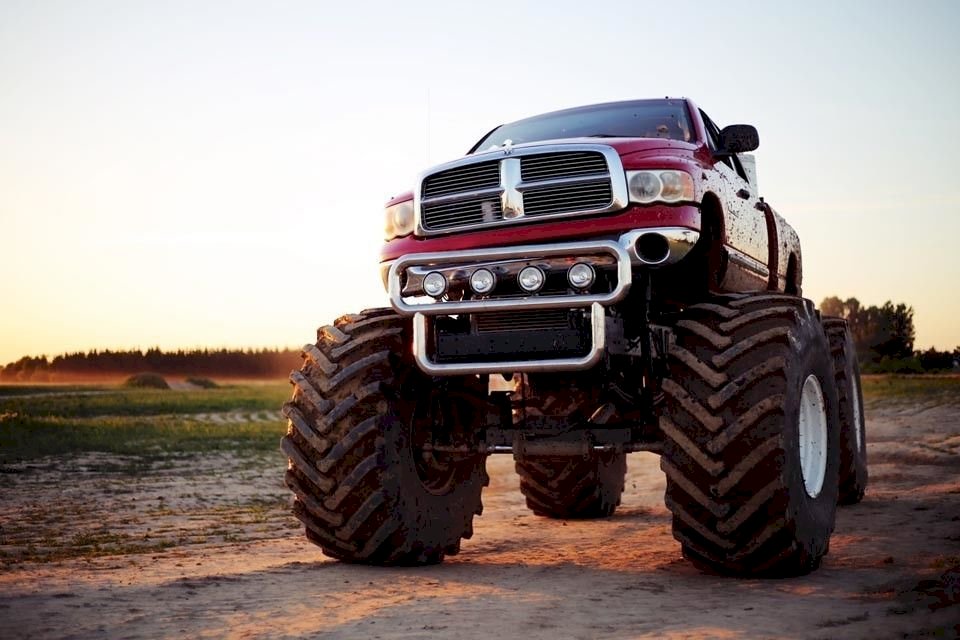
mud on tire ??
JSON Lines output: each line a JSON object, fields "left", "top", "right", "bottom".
{"left": 823, "top": 317, "right": 868, "bottom": 505}
{"left": 515, "top": 451, "right": 626, "bottom": 519}
{"left": 661, "top": 294, "right": 840, "bottom": 576}
{"left": 280, "top": 308, "right": 488, "bottom": 565}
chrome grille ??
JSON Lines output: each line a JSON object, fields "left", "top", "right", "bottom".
{"left": 422, "top": 160, "right": 500, "bottom": 198}
{"left": 523, "top": 181, "right": 613, "bottom": 217}
{"left": 422, "top": 196, "right": 503, "bottom": 229}
{"left": 417, "top": 144, "right": 626, "bottom": 235}
{"left": 521, "top": 152, "right": 607, "bottom": 181}
{"left": 474, "top": 309, "right": 573, "bottom": 333}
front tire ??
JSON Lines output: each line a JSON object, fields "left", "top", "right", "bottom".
{"left": 280, "top": 308, "right": 488, "bottom": 565}
{"left": 661, "top": 294, "right": 840, "bottom": 576}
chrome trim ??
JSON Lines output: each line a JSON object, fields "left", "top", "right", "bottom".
{"left": 401, "top": 255, "right": 617, "bottom": 298}
{"left": 386, "top": 228, "right": 706, "bottom": 375}
{"left": 388, "top": 240, "right": 632, "bottom": 316}
{"left": 380, "top": 260, "right": 394, "bottom": 292}
{"left": 420, "top": 186, "right": 502, "bottom": 206}
{"left": 500, "top": 158, "right": 523, "bottom": 219}
{"left": 414, "top": 144, "right": 628, "bottom": 236}
{"left": 618, "top": 228, "right": 700, "bottom": 267}
{"left": 412, "top": 302, "right": 606, "bottom": 375}
{"left": 727, "top": 246, "right": 770, "bottom": 277}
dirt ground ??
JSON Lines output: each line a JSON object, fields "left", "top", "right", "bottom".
{"left": 1, "top": 400, "right": 958, "bottom": 639}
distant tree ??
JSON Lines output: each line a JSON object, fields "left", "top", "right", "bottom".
{"left": 1, "top": 347, "right": 301, "bottom": 381}
{"left": 917, "top": 347, "right": 955, "bottom": 372}
{"left": 873, "top": 302, "right": 915, "bottom": 359}
{"left": 821, "top": 296, "right": 916, "bottom": 364}
{"left": 820, "top": 296, "right": 845, "bottom": 318}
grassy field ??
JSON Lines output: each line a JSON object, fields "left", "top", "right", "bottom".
{"left": 0, "top": 382, "right": 291, "bottom": 463}
{"left": 861, "top": 373, "right": 960, "bottom": 405}
{"left": 2, "top": 375, "right": 958, "bottom": 465}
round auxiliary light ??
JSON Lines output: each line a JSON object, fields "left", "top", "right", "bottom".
{"left": 568, "top": 262, "right": 595, "bottom": 289}
{"left": 517, "top": 266, "right": 545, "bottom": 292}
{"left": 469, "top": 268, "right": 497, "bottom": 295}
{"left": 422, "top": 271, "right": 447, "bottom": 298}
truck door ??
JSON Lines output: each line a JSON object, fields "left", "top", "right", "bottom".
{"left": 700, "top": 110, "right": 769, "bottom": 286}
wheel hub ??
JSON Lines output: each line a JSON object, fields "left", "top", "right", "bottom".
{"left": 798, "top": 374, "right": 828, "bottom": 498}
{"left": 411, "top": 388, "right": 476, "bottom": 495}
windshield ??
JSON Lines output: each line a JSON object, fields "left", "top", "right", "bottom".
{"left": 471, "top": 99, "right": 694, "bottom": 152}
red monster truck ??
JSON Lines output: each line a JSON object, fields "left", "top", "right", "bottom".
{"left": 281, "top": 98, "right": 868, "bottom": 576}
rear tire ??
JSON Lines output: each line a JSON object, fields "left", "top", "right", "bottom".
{"left": 823, "top": 317, "right": 868, "bottom": 504}
{"left": 661, "top": 294, "right": 840, "bottom": 576}
{"left": 515, "top": 451, "right": 626, "bottom": 518}
{"left": 280, "top": 308, "right": 488, "bottom": 565}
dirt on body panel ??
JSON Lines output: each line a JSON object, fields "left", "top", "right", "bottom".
{"left": 0, "top": 401, "right": 958, "bottom": 639}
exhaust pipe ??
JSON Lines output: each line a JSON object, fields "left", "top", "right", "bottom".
{"left": 635, "top": 232, "right": 670, "bottom": 265}
{"left": 617, "top": 228, "right": 701, "bottom": 267}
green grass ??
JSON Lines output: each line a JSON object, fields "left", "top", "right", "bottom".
{"left": 3, "top": 376, "right": 956, "bottom": 464}
{"left": 0, "top": 384, "right": 106, "bottom": 397}
{"left": 861, "top": 374, "right": 960, "bottom": 404}
{"left": 0, "top": 383, "right": 288, "bottom": 418}
{"left": 0, "top": 382, "right": 291, "bottom": 463}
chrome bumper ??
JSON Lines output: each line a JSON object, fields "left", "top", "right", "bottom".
{"left": 386, "top": 228, "right": 698, "bottom": 375}
{"left": 412, "top": 302, "right": 607, "bottom": 375}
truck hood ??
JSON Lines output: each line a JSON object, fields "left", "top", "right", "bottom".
{"left": 484, "top": 136, "right": 698, "bottom": 157}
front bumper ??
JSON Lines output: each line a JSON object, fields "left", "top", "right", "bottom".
{"left": 386, "top": 227, "right": 698, "bottom": 375}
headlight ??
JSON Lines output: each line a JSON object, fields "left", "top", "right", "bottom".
{"left": 626, "top": 170, "right": 694, "bottom": 204}
{"left": 384, "top": 200, "right": 415, "bottom": 241}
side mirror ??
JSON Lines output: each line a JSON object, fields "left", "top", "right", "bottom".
{"left": 717, "top": 124, "right": 759, "bottom": 154}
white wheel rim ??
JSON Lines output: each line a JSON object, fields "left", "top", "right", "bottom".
{"left": 798, "top": 374, "right": 828, "bottom": 498}
{"left": 851, "top": 372, "right": 863, "bottom": 452}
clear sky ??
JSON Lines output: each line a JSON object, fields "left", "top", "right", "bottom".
{"left": 1, "top": 0, "right": 958, "bottom": 365}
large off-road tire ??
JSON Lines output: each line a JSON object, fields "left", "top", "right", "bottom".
{"left": 280, "top": 308, "right": 488, "bottom": 565}
{"left": 823, "top": 317, "right": 868, "bottom": 505}
{"left": 513, "top": 382, "right": 627, "bottom": 518}
{"left": 661, "top": 294, "right": 840, "bottom": 576}
{"left": 515, "top": 451, "right": 627, "bottom": 518}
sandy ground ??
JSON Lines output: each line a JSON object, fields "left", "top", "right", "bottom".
{"left": 1, "top": 401, "right": 958, "bottom": 639}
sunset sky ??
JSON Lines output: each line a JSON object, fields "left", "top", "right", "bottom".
{"left": 1, "top": 1, "right": 958, "bottom": 365}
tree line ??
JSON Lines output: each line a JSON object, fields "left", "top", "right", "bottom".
{"left": 820, "top": 296, "right": 958, "bottom": 373}
{"left": 2, "top": 298, "right": 956, "bottom": 381}
{"left": 0, "top": 347, "right": 302, "bottom": 382}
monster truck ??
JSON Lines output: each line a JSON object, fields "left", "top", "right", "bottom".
{"left": 281, "top": 98, "right": 868, "bottom": 576}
